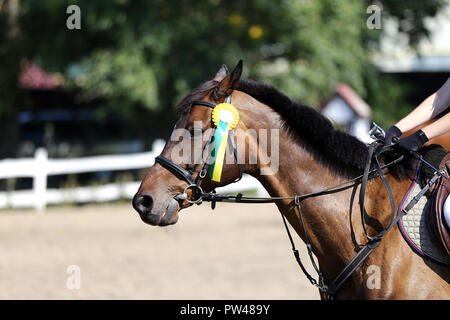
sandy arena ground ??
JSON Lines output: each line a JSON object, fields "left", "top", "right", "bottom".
{"left": 0, "top": 202, "right": 319, "bottom": 300}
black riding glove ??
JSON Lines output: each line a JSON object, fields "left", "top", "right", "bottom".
{"left": 397, "top": 129, "right": 429, "bottom": 152}
{"left": 385, "top": 125, "right": 402, "bottom": 146}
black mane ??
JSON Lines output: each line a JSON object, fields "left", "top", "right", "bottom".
{"left": 237, "top": 79, "right": 370, "bottom": 178}
{"left": 176, "top": 77, "right": 411, "bottom": 179}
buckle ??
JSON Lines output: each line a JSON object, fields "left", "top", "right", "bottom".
{"left": 183, "top": 184, "right": 204, "bottom": 204}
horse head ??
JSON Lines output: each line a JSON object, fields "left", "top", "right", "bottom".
{"left": 132, "top": 61, "right": 246, "bottom": 226}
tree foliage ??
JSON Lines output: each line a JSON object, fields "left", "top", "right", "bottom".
{"left": 0, "top": 0, "right": 447, "bottom": 141}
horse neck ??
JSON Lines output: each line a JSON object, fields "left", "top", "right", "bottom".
{"left": 236, "top": 91, "right": 365, "bottom": 278}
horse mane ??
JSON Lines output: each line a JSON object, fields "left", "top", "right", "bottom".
{"left": 237, "top": 79, "right": 370, "bottom": 178}
{"left": 175, "top": 77, "right": 412, "bottom": 179}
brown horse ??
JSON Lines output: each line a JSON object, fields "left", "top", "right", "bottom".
{"left": 133, "top": 61, "right": 450, "bottom": 299}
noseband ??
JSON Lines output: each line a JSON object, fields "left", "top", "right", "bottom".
{"left": 154, "top": 99, "right": 243, "bottom": 204}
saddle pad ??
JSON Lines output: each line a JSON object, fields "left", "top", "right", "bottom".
{"left": 398, "top": 164, "right": 450, "bottom": 266}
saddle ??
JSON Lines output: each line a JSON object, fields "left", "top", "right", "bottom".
{"left": 427, "top": 152, "right": 450, "bottom": 255}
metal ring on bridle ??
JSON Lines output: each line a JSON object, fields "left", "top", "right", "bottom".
{"left": 184, "top": 184, "right": 204, "bottom": 204}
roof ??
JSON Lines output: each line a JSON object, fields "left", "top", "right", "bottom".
{"left": 18, "top": 60, "right": 62, "bottom": 90}
{"left": 373, "top": 3, "right": 450, "bottom": 72}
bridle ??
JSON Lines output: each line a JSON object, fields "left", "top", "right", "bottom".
{"left": 154, "top": 98, "right": 243, "bottom": 205}
{"left": 151, "top": 96, "right": 437, "bottom": 300}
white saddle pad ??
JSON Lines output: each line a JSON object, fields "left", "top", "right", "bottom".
{"left": 398, "top": 170, "right": 450, "bottom": 266}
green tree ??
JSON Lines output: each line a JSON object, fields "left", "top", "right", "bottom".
{"left": 0, "top": 0, "right": 447, "bottom": 157}
{"left": 0, "top": 0, "right": 21, "bottom": 158}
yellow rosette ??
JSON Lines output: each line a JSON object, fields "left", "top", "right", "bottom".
{"left": 209, "top": 103, "right": 239, "bottom": 182}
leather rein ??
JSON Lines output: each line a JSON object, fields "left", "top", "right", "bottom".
{"left": 153, "top": 99, "right": 409, "bottom": 299}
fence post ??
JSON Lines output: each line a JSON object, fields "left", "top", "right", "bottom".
{"left": 33, "top": 148, "right": 48, "bottom": 212}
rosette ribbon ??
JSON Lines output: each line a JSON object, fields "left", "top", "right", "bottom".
{"left": 209, "top": 103, "right": 239, "bottom": 182}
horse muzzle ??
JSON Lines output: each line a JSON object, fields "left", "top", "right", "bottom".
{"left": 132, "top": 194, "right": 180, "bottom": 226}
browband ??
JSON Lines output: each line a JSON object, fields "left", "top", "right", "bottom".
{"left": 191, "top": 100, "right": 216, "bottom": 109}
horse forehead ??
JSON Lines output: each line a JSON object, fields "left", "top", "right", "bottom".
{"left": 188, "top": 105, "right": 212, "bottom": 123}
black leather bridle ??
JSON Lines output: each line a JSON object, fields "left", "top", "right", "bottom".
{"left": 155, "top": 99, "right": 243, "bottom": 204}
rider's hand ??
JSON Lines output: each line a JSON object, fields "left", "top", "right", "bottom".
{"left": 385, "top": 125, "right": 402, "bottom": 146}
{"left": 397, "top": 129, "right": 429, "bottom": 152}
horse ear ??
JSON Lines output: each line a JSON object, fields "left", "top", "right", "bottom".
{"left": 213, "top": 64, "right": 229, "bottom": 81}
{"left": 216, "top": 60, "right": 243, "bottom": 98}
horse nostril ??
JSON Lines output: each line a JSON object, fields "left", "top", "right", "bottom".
{"left": 132, "top": 194, "right": 154, "bottom": 215}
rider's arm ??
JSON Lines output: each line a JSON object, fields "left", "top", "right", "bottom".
{"left": 385, "top": 77, "right": 450, "bottom": 147}
{"left": 395, "top": 77, "right": 450, "bottom": 134}
{"left": 421, "top": 112, "right": 450, "bottom": 140}
{"left": 393, "top": 112, "right": 450, "bottom": 152}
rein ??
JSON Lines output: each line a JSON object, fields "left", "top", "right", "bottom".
{"left": 153, "top": 98, "right": 423, "bottom": 299}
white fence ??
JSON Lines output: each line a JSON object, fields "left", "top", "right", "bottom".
{"left": 0, "top": 140, "right": 266, "bottom": 211}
